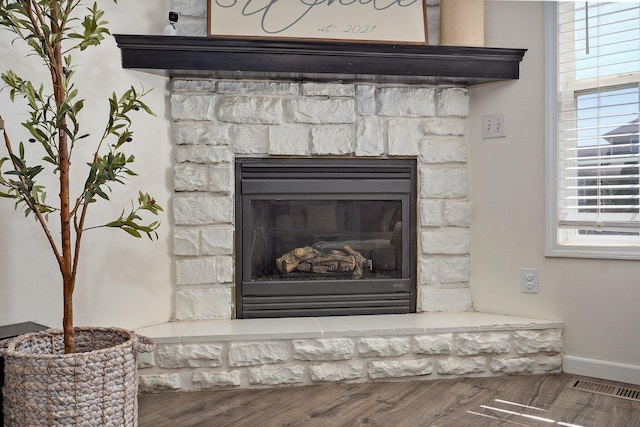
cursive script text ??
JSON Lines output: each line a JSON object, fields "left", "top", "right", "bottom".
{"left": 214, "top": 0, "right": 419, "bottom": 34}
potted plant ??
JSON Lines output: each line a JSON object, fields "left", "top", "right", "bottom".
{"left": 0, "top": 1, "right": 162, "bottom": 425}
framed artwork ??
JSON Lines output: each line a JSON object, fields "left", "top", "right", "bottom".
{"left": 207, "top": 1, "right": 428, "bottom": 44}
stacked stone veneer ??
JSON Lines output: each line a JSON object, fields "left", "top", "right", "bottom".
{"left": 139, "top": 327, "right": 563, "bottom": 391}
{"left": 171, "top": 79, "right": 473, "bottom": 320}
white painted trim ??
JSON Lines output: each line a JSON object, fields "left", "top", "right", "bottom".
{"left": 563, "top": 354, "right": 640, "bottom": 386}
{"left": 544, "top": 1, "right": 561, "bottom": 258}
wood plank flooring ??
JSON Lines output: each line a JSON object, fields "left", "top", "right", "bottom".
{"left": 139, "top": 374, "right": 640, "bottom": 426}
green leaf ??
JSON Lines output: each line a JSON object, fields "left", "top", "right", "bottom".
{"left": 122, "top": 227, "right": 141, "bottom": 238}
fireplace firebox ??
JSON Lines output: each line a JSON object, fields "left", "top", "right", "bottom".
{"left": 235, "top": 158, "right": 417, "bottom": 318}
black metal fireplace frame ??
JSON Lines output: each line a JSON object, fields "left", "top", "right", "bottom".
{"left": 235, "top": 158, "right": 417, "bottom": 318}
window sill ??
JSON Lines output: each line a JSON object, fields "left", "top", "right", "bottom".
{"left": 546, "top": 244, "right": 640, "bottom": 261}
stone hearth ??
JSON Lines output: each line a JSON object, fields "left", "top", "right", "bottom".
{"left": 137, "top": 313, "right": 563, "bottom": 391}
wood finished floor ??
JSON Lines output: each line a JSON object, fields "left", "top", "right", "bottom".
{"left": 139, "top": 374, "right": 640, "bottom": 427}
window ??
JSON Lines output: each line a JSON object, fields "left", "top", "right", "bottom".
{"left": 546, "top": 2, "right": 640, "bottom": 259}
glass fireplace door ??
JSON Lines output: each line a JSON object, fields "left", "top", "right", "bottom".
{"left": 247, "top": 198, "right": 406, "bottom": 282}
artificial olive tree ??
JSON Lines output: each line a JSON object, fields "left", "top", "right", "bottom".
{"left": 0, "top": 0, "right": 162, "bottom": 353}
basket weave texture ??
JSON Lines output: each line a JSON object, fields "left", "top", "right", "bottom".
{"left": 1, "top": 327, "right": 154, "bottom": 427}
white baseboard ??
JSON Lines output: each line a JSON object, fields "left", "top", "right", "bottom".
{"left": 563, "top": 355, "right": 640, "bottom": 385}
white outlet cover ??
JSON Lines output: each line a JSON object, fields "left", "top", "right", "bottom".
{"left": 482, "top": 114, "right": 507, "bottom": 139}
{"left": 521, "top": 268, "right": 539, "bottom": 293}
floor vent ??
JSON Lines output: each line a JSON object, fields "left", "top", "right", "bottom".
{"left": 569, "top": 379, "right": 640, "bottom": 402}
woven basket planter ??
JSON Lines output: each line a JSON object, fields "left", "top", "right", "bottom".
{"left": 0, "top": 327, "right": 154, "bottom": 427}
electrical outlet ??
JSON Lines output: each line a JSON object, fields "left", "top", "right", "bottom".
{"left": 482, "top": 114, "right": 507, "bottom": 139}
{"left": 521, "top": 268, "right": 539, "bottom": 293}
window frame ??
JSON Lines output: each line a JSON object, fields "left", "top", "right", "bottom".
{"left": 545, "top": 1, "right": 640, "bottom": 260}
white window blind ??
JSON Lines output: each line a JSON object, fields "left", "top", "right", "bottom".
{"left": 557, "top": 2, "right": 640, "bottom": 239}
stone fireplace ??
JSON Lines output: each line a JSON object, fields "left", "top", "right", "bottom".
{"left": 124, "top": 2, "right": 562, "bottom": 393}
{"left": 171, "top": 79, "right": 473, "bottom": 321}
{"left": 133, "top": 66, "right": 564, "bottom": 394}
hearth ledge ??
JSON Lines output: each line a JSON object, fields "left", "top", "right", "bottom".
{"left": 136, "top": 312, "right": 562, "bottom": 344}
{"left": 136, "top": 312, "right": 564, "bottom": 391}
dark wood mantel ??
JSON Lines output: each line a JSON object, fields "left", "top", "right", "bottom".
{"left": 114, "top": 35, "right": 526, "bottom": 85}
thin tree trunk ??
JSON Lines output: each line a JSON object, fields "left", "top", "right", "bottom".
{"left": 49, "top": 1, "right": 75, "bottom": 354}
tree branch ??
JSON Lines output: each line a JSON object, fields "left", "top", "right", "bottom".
{"left": 2, "top": 127, "right": 62, "bottom": 263}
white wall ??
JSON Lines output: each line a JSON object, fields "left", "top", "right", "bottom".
{"left": 0, "top": 0, "right": 173, "bottom": 330}
{"left": 3, "top": 0, "right": 639, "bottom": 380}
{"left": 470, "top": 1, "right": 640, "bottom": 373}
